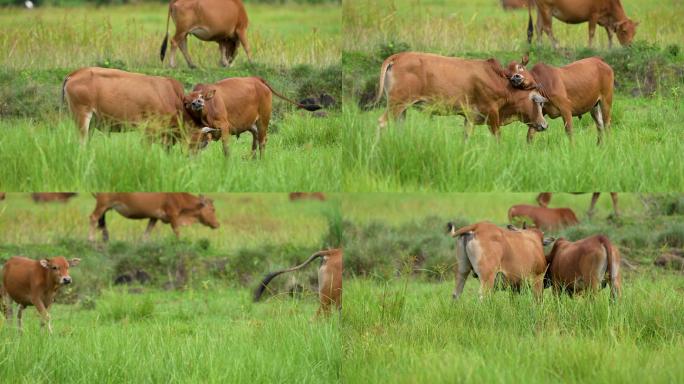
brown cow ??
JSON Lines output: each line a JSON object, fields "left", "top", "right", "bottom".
{"left": 508, "top": 204, "right": 579, "bottom": 230}
{"left": 184, "top": 77, "right": 320, "bottom": 158}
{"left": 375, "top": 52, "right": 549, "bottom": 141}
{"left": 501, "top": 0, "right": 530, "bottom": 10}
{"left": 507, "top": 56, "right": 614, "bottom": 143}
{"left": 63, "top": 67, "right": 192, "bottom": 145}
{"left": 254, "top": 248, "right": 343, "bottom": 317}
{"left": 160, "top": 0, "right": 251, "bottom": 69}
{"left": 31, "top": 193, "right": 78, "bottom": 203}
{"left": 289, "top": 192, "right": 326, "bottom": 201}
{"left": 545, "top": 235, "right": 621, "bottom": 300}
{"left": 528, "top": 0, "right": 639, "bottom": 48}
{"left": 446, "top": 222, "right": 554, "bottom": 299}
{"left": 536, "top": 192, "right": 619, "bottom": 218}
{"left": 0, "top": 193, "right": 5, "bottom": 201}
{"left": 88, "top": 193, "right": 220, "bottom": 242}
{"left": 1, "top": 256, "right": 81, "bottom": 333}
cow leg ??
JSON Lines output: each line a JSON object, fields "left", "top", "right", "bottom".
{"left": 561, "top": 109, "right": 574, "bottom": 141}
{"left": 33, "top": 298, "right": 52, "bottom": 334}
{"left": 236, "top": 27, "right": 252, "bottom": 63}
{"left": 73, "top": 108, "right": 93, "bottom": 145}
{"left": 220, "top": 126, "right": 232, "bottom": 157}
{"left": 175, "top": 33, "right": 197, "bottom": 69}
{"left": 610, "top": 192, "right": 619, "bottom": 217}
{"left": 538, "top": 7, "right": 558, "bottom": 48}
{"left": 486, "top": 110, "right": 501, "bottom": 141}
{"left": 605, "top": 27, "right": 614, "bottom": 49}
{"left": 590, "top": 101, "right": 605, "bottom": 145}
{"left": 89, "top": 204, "right": 110, "bottom": 242}
{"left": 256, "top": 117, "right": 269, "bottom": 160}
{"left": 587, "top": 17, "right": 598, "bottom": 48}
{"left": 526, "top": 126, "right": 537, "bottom": 143}
{"left": 224, "top": 38, "right": 238, "bottom": 67}
{"left": 16, "top": 304, "right": 25, "bottom": 331}
{"left": 478, "top": 271, "right": 496, "bottom": 300}
{"left": 588, "top": 193, "right": 600, "bottom": 219}
{"left": 143, "top": 218, "right": 158, "bottom": 240}
{"left": 249, "top": 125, "right": 258, "bottom": 159}
{"left": 462, "top": 119, "right": 474, "bottom": 141}
{"left": 218, "top": 42, "right": 230, "bottom": 67}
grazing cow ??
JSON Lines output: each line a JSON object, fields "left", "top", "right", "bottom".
{"left": 184, "top": 77, "right": 320, "bottom": 158}
{"left": 545, "top": 235, "right": 621, "bottom": 300}
{"left": 528, "top": 0, "right": 639, "bottom": 48}
{"left": 1, "top": 256, "right": 80, "bottom": 333}
{"left": 160, "top": 0, "right": 251, "bottom": 68}
{"left": 536, "top": 192, "right": 619, "bottom": 218}
{"left": 501, "top": 0, "right": 530, "bottom": 10}
{"left": 446, "top": 222, "right": 554, "bottom": 299}
{"left": 31, "top": 193, "right": 77, "bottom": 203}
{"left": 508, "top": 204, "right": 579, "bottom": 230}
{"left": 88, "top": 193, "right": 220, "bottom": 242}
{"left": 0, "top": 193, "right": 5, "bottom": 201}
{"left": 254, "top": 249, "right": 343, "bottom": 316}
{"left": 507, "top": 56, "right": 614, "bottom": 143}
{"left": 375, "top": 52, "right": 549, "bottom": 141}
{"left": 289, "top": 192, "right": 326, "bottom": 201}
{"left": 63, "top": 67, "right": 192, "bottom": 144}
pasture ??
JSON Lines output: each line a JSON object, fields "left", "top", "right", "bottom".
{"left": 340, "top": 192, "right": 684, "bottom": 383}
{"left": 0, "top": 193, "right": 342, "bottom": 382}
{"left": 0, "top": 2, "right": 341, "bottom": 191}
{"left": 342, "top": 0, "right": 684, "bottom": 192}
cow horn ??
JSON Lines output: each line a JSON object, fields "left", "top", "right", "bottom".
{"left": 200, "top": 126, "right": 219, "bottom": 133}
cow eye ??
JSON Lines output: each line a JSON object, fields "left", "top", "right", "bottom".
{"left": 52, "top": 266, "right": 58, "bottom": 270}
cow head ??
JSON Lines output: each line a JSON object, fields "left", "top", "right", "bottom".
{"left": 614, "top": 19, "right": 639, "bottom": 46}
{"left": 196, "top": 195, "right": 220, "bottom": 229}
{"left": 183, "top": 88, "right": 216, "bottom": 119}
{"left": 510, "top": 89, "right": 548, "bottom": 132}
{"left": 40, "top": 256, "right": 80, "bottom": 286}
{"left": 507, "top": 56, "right": 537, "bottom": 90}
{"left": 543, "top": 237, "right": 566, "bottom": 287}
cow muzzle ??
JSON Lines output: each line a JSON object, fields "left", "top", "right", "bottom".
{"left": 535, "top": 121, "right": 548, "bottom": 132}
{"left": 510, "top": 73, "right": 524, "bottom": 87}
{"left": 190, "top": 99, "right": 204, "bottom": 112}
{"left": 61, "top": 276, "right": 72, "bottom": 285}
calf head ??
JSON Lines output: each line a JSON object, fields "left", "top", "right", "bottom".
{"left": 40, "top": 257, "right": 80, "bottom": 286}
{"left": 614, "top": 19, "right": 639, "bottom": 46}
{"left": 183, "top": 88, "right": 216, "bottom": 120}
{"left": 195, "top": 195, "right": 220, "bottom": 229}
{"left": 543, "top": 237, "right": 567, "bottom": 287}
{"left": 507, "top": 56, "right": 537, "bottom": 90}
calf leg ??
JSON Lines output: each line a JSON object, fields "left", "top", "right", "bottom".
{"left": 588, "top": 193, "right": 601, "bottom": 219}
{"left": 143, "top": 218, "right": 158, "bottom": 240}
{"left": 17, "top": 304, "right": 25, "bottom": 331}
{"left": 590, "top": 101, "right": 605, "bottom": 145}
{"left": 32, "top": 298, "right": 52, "bottom": 334}
{"left": 610, "top": 192, "right": 619, "bottom": 217}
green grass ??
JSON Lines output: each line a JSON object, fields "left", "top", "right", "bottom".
{"left": 342, "top": 276, "right": 684, "bottom": 383}
{"left": 0, "top": 288, "right": 341, "bottom": 383}
{"left": 0, "top": 113, "right": 341, "bottom": 191}
{"left": 341, "top": 95, "right": 684, "bottom": 191}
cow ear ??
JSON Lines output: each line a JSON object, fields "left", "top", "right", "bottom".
{"left": 204, "top": 90, "right": 216, "bottom": 100}
{"left": 198, "top": 195, "right": 207, "bottom": 207}
{"left": 40, "top": 259, "right": 50, "bottom": 269}
{"left": 543, "top": 237, "right": 556, "bottom": 246}
{"left": 521, "top": 55, "right": 529, "bottom": 66}
{"left": 69, "top": 258, "right": 81, "bottom": 267}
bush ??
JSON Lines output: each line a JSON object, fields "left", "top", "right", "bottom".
{"left": 656, "top": 224, "right": 684, "bottom": 248}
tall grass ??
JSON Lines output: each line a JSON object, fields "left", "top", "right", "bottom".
{"left": 341, "top": 95, "right": 684, "bottom": 191}
{"left": 342, "top": 277, "right": 684, "bottom": 383}
{"left": 0, "top": 114, "right": 341, "bottom": 191}
{"left": 0, "top": 288, "right": 341, "bottom": 383}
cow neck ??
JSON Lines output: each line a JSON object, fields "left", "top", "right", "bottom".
{"left": 609, "top": 0, "right": 628, "bottom": 23}
{"left": 41, "top": 267, "right": 60, "bottom": 294}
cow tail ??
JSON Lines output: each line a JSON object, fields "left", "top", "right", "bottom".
{"left": 374, "top": 56, "right": 394, "bottom": 105}
{"left": 61, "top": 75, "right": 70, "bottom": 105}
{"left": 253, "top": 251, "right": 326, "bottom": 301}
{"left": 507, "top": 207, "right": 515, "bottom": 223}
{"left": 598, "top": 235, "right": 620, "bottom": 301}
{"left": 527, "top": 0, "right": 534, "bottom": 45}
{"left": 446, "top": 223, "right": 478, "bottom": 238}
{"left": 160, "top": 1, "right": 173, "bottom": 62}
{"left": 256, "top": 78, "right": 322, "bottom": 112}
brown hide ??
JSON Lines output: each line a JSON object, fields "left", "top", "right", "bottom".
{"left": 508, "top": 204, "right": 579, "bottom": 230}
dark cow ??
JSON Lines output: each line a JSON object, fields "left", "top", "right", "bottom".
{"left": 507, "top": 56, "right": 614, "bottom": 143}
{"left": 160, "top": 0, "right": 251, "bottom": 68}
{"left": 375, "top": 52, "right": 549, "bottom": 141}
{"left": 528, "top": 0, "right": 639, "bottom": 48}
{"left": 88, "top": 193, "right": 220, "bottom": 242}
{"left": 1, "top": 256, "right": 81, "bottom": 333}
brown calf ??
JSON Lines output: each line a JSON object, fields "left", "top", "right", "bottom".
{"left": 508, "top": 56, "right": 614, "bottom": 143}
{"left": 508, "top": 204, "right": 579, "bottom": 230}
{"left": 63, "top": 67, "right": 189, "bottom": 144}
{"left": 446, "top": 222, "right": 553, "bottom": 299}
{"left": 184, "top": 77, "right": 320, "bottom": 158}
{"left": 501, "top": 0, "right": 530, "bottom": 10}
{"left": 160, "top": 0, "right": 251, "bottom": 68}
{"left": 528, "top": 0, "right": 639, "bottom": 48}
{"left": 254, "top": 249, "right": 343, "bottom": 316}
{"left": 536, "top": 192, "right": 619, "bottom": 218}
{"left": 31, "top": 193, "right": 78, "bottom": 203}
{"left": 545, "top": 235, "right": 621, "bottom": 300}
{"left": 289, "top": 192, "right": 327, "bottom": 201}
{"left": 89, "top": 193, "right": 220, "bottom": 242}
{"left": 1, "top": 256, "right": 80, "bottom": 333}
{"left": 0, "top": 193, "right": 5, "bottom": 201}
{"left": 375, "top": 52, "right": 549, "bottom": 141}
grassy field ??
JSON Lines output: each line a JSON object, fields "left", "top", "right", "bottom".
{"left": 0, "top": 3, "right": 341, "bottom": 191}
{"left": 342, "top": 0, "right": 684, "bottom": 192}
{"left": 339, "top": 192, "right": 684, "bottom": 383}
